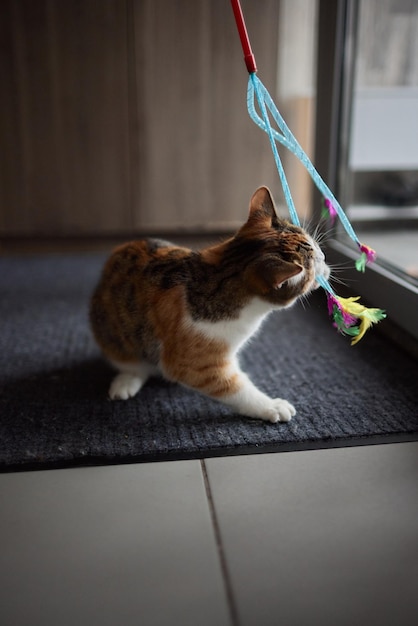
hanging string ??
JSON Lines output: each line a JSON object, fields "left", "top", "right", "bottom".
{"left": 248, "top": 74, "right": 360, "bottom": 245}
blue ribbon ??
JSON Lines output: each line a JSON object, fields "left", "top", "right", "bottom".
{"left": 248, "top": 73, "right": 360, "bottom": 248}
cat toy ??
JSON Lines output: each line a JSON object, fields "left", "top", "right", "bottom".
{"left": 230, "top": 0, "right": 385, "bottom": 344}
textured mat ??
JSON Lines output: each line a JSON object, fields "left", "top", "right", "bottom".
{"left": 1, "top": 254, "right": 417, "bottom": 471}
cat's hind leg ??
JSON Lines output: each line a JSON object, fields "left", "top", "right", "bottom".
{"left": 108, "top": 361, "right": 158, "bottom": 400}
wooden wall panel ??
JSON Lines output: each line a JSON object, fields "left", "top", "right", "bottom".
{"left": 0, "top": 0, "right": 131, "bottom": 236}
{"left": 132, "top": 0, "right": 280, "bottom": 231}
{"left": 0, "top": 0, "right": 280, "bottom": 237}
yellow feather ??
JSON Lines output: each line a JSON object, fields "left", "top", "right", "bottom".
{"left": 334, "top": 296, "right": 386, "bottom": 345}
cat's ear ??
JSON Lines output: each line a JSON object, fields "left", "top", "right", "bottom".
{"left": 246, "top": 256, "right": 303, "bottom": 294}
{"left": 247, "top": 186, "right": 279, "bottom": 226}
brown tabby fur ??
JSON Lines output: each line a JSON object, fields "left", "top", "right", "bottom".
{"left": 90, "top": 187, "right": 329, "bottom": 422}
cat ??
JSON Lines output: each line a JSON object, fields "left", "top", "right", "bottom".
{"left": 90, "top": 186, "right": 330, "bottom": 423}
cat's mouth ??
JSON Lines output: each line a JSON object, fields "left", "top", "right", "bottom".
{"left": 314, "top": 262, "right": 330, "bottom": 288}
{"left": 311, "top": 243, "right": 330, "bottom": 286}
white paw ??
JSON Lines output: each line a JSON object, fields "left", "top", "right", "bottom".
{"left": 263, "top": 399, "right": 296, "bottom": 423}
{"left": 109, "top": 374, "right": 142, "bottom": 400}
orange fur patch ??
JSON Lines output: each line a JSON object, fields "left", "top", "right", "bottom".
{"left": 151, "top": 285, "right": 242, "bottom": 397}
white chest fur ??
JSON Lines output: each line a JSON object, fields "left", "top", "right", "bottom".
{"left": 192, "top": 297, "right": 273, "bottom": 353}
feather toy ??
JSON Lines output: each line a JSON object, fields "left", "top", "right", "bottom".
{"left": 230, "top": 0, "right": 386, "bottom": 343}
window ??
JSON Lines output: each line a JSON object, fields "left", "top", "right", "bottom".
{"left": 316, "top": 0, "right": 418, "bottom": 342}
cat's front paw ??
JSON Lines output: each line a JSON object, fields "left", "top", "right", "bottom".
{"left": 109, "top": 373, "right": 142, "bottom": 400}
{"left": 264, "top": 399, "right": 296, "bottom": 423}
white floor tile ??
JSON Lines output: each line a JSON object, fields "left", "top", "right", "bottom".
{"left": 0, "top": 461, "right": 230, "bottom": 626}
{"left": 205, "top": 443, "right": 418, "bottom": 626}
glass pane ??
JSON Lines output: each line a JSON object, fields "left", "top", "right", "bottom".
{"left": 345, "top": 0, "right": 418, "bottom": 285}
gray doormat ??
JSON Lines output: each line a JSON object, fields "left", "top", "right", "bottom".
{"left": 1, "top": 254, "right": 417, "bottom": 472}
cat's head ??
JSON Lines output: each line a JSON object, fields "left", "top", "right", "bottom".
{"left": 238, "top": 186, "right": 330, "bottom": 308}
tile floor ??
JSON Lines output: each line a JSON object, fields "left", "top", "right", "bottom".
{"left": 1, "top": 442, "right": 418, "bottom": 626}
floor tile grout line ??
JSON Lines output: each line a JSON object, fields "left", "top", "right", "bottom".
{"left": 200, "top": 459, "right": 240, "bottom": 626}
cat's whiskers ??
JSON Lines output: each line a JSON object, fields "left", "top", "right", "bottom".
{"left": 298, "top": 292, "right": 310, "bottom": 311}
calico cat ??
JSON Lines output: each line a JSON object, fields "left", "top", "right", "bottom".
{"left": 90, "top": 186, "right": 330, "bottom": 423}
